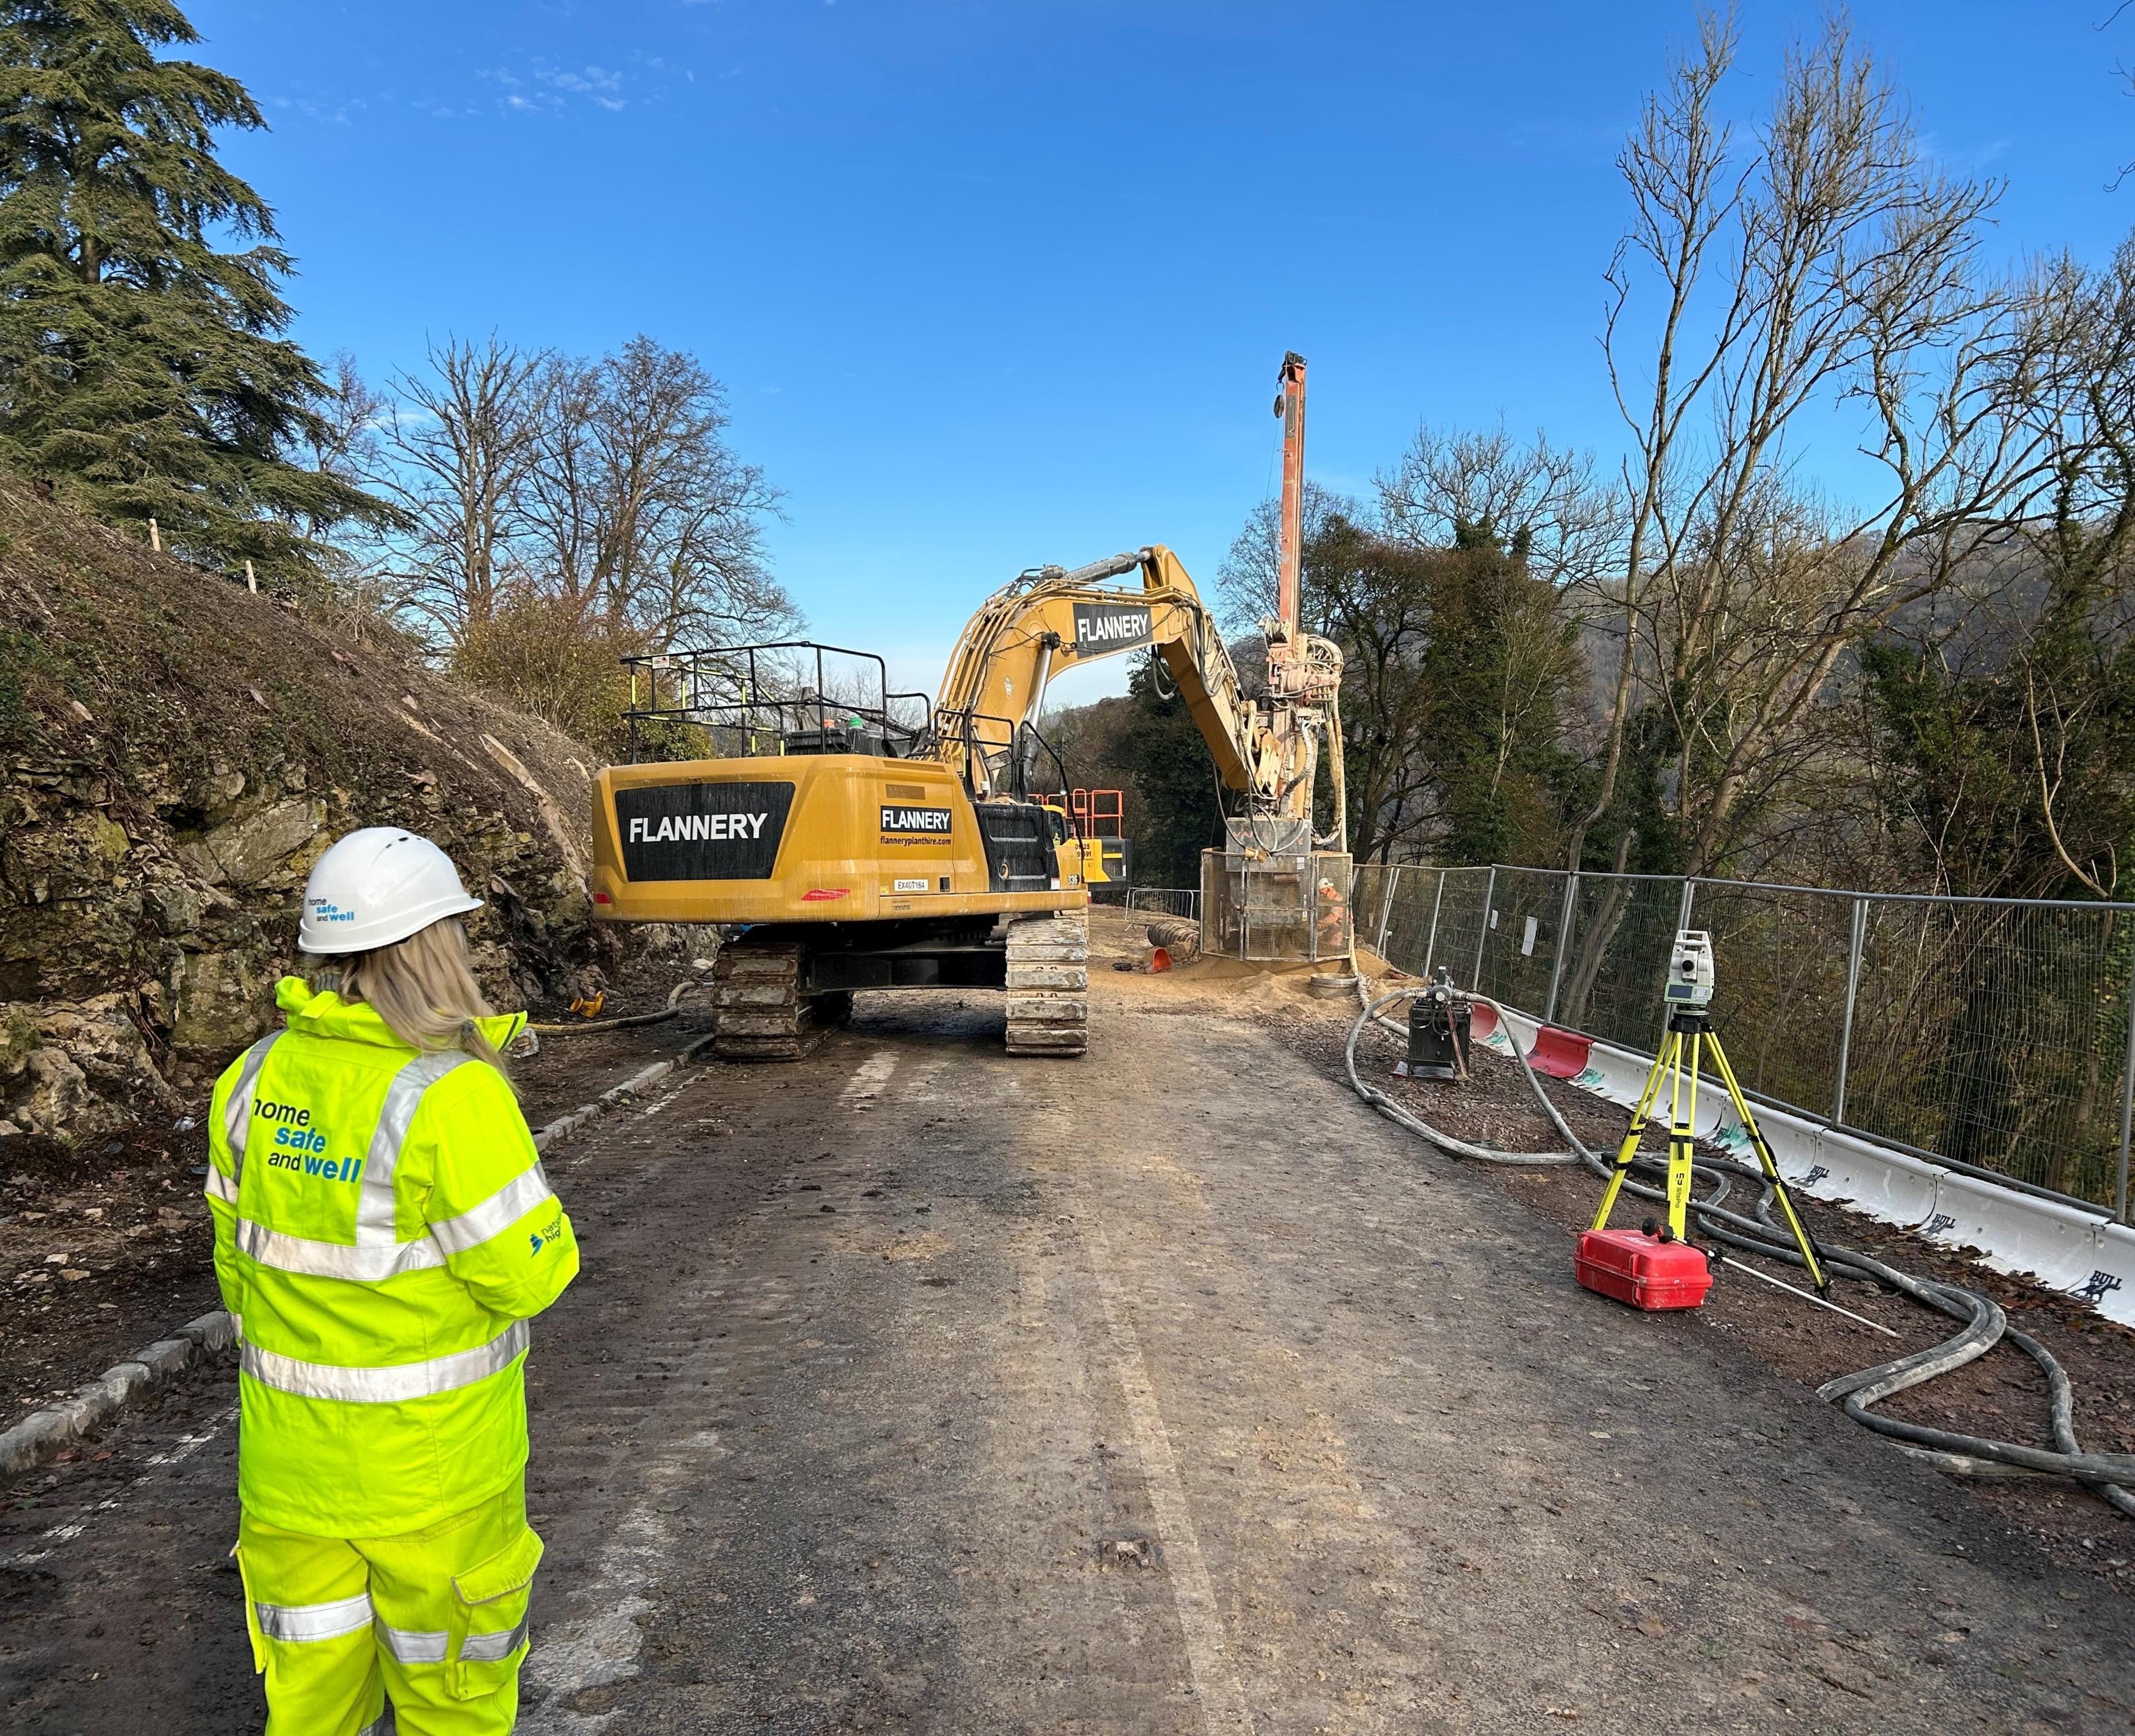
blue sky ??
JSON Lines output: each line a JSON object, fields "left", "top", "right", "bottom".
{"left": 192, "top": 1, "right": 2135, "bottom": 702}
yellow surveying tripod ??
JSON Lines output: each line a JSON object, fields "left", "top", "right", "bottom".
{"left": 1589, "top": 933, "right": 1830, "bottom": 1294}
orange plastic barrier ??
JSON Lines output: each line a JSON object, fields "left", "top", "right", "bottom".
{"left": 1528, "top": 1024, "right": 1593, "bottom": 1079}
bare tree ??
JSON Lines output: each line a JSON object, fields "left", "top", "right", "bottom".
{"left": 289, "top": 353, "right": 407, "bottom": 635}
{"left": 1571, "top": 10, "right": 1745, "bottom": 871}
{"left": 374, "top": 335, "right": 546, "bottom": 642}
{"left": 519, "top": 336, "right": 791, "bottom": 647}
{"left": 301, "top": 352, "right": 391, "bottom": 524}
{"left": 1214, "top": 480, "right": 1357, "bottom": 631}
{"left": 1586, "top": 10, "right": 2055, "bottom": 876}
{"left": 1376, "top": 424, "right": 1621, "bottom": 592}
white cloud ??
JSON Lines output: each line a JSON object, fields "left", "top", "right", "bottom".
{"left": 469, "top": 58, "right": 639, "bottom": 116}
{"left": 537, "top": 63, "right": 628, "bottom": 111}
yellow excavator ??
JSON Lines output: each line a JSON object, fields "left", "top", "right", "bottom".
{"left": 588, "top": 354, "right": 1344, "bottom": 1058}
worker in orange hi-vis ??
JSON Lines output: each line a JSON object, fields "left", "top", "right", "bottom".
{"left": 203, "top": 828, "right": 580, "bottom": 1735}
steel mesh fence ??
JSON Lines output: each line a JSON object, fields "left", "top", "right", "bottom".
{"left": 1350, "top": 863, "right": 1395, "bottom": 958}
{"left": 1426, "top": 867, "right": 1494, "bottom": 981}
{"left": 1124, "top": 886, "right": 1200, "bottom": 921}
{"left": 1354, "top": 860, "right": 2135, "bottom": 1220}
{"left": 1688, "top": 881, "right": 1855, "bottom": 1116}
{"left": 1555, "top": 873, "right": 1686, "bottom": 1055}
{"left": 1473, "top": 867, "right": 1570, "bottom": 1017}
{"left": 1841, "top": 899, "right": 2133, "bottom": 1205}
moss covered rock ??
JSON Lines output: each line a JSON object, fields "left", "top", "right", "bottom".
{"left": 0, "top": 482, "right": 622, "bottom": 1132}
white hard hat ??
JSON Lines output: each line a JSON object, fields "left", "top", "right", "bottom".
{"left": 299, "top": 828, "right": 484, "bottom": 956}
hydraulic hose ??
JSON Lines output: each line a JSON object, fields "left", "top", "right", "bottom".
{"left": 529, "top": 977, "right": 713, "bottom": 1035}
{"left": 1346, "top": 978, "right": 2135, "bottom": 1521}
{"left": 530, "top": 1008, "right": 678, "bottom": 1035}
{"left": 1346, "top": 987, "right": 1579, "bottom": 1165}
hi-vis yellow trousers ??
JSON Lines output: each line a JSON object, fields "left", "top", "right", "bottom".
{"left": 232, "top": 1483, "right": 543, "bottom": 1735}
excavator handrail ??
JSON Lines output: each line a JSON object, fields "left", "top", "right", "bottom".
{"left": 930, "top": 705, "right": 1080, "bottom": 837}
{"left": 620, "top": 640, "right": 934, "bottom": 764}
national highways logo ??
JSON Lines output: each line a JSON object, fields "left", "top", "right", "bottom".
{"left": 1069, "top": 601, "right": 1153, "bottom": 657}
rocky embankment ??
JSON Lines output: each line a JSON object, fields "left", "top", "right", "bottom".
{"left": 0, "top": 484, "right": 622, "bottom": 1137}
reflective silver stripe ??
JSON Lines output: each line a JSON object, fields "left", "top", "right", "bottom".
{"left": 382, "top": 1620, "right": 528, "bottom": 1666}
{"left": 203, "top": 1166, "right": 240, "bottom": 1206}
{"left": 224, "top": 1032, "right": 284, "bottom": 1174}
{"left": 460, "top": 1616, "right": 530, "bottom": 1663}
{"left": 358, "top": 1051, "right": 471, "bottom": 1244}
{"left": 234, "top": 1217, "right": 446, "bottom": 1280}
{"left": 356, "top": 1718, "right": 391, "bottom": 1736}
{"left": 382, "top": 1624, "right": 449, "bottom": 1664}
{"left": 428, "top": 1164, "right": 556, "bottom": 1257}
{"left": 240, "top": 1319, "right": 529, "bottom": 1403}
{"left": 255, "top": 1589, "right": 374, "bottom": 1642}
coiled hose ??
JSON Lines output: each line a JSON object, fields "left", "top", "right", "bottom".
{"left": 1346, "top": 981, "right": 2135, "bottom": 1520}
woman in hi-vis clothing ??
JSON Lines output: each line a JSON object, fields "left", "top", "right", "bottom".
{"left": 204, "top": 828, "right": 579, "bottom": 1734}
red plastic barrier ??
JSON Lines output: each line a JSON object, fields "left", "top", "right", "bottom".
{"left": 1467, "top": 1001, "right": 1500, "bottom": 1043}
{"left": 1527, "top": 1024, "right": 1593, "bottom": 1079}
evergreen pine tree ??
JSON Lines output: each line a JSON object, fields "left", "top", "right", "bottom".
{"left": 0, "top": 0, "right": 385, "bottom": 574}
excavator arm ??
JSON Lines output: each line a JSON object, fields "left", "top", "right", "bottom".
{"left": 933, "top": 544, "right": 1339, "bottom": 832}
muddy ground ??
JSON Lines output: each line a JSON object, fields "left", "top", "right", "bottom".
{"left": 1093, "top": 906, "right": 2135, "bottom": 1590}
{"left": 2, "top": 912, "right": 2132, "bottom": 1733}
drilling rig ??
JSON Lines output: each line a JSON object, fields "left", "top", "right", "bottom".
{"left": 1198, "top": 352, "right": 1353, "bottom": 968}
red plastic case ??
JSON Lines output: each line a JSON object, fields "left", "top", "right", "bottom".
{"left": 1575, "top": 1228, "right": 1713, "bottom": 1311}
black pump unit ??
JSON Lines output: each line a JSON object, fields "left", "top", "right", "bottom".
{"left": 1397, "top": 966, "right": 1471, "bottom": 1081}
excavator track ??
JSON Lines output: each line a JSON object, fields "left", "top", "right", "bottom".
{"left": 711, "top": 940, "right": 848, "bottom": 1060}
{"left": 1004, "top": 910, "right": 1089, "bottom": 1057}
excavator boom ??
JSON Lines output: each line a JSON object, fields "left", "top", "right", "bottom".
{"left": 933, "top": 542, "right": 1340, "bottom": 829}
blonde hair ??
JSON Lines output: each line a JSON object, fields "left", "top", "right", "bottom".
{"left": 309, "top": 918, "right": 513, "bottom": 1082}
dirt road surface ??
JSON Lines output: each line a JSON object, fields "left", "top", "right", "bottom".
{"left": 4, "top": 974, "right": 2131, "bottom": 1733}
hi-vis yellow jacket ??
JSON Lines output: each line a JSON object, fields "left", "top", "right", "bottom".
{"left": 205, "top": 977, "right": 580, "bottom": 1536}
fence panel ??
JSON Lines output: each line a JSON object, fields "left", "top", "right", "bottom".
{"left": 1124, "top": 886, "right": 1200, "bottom": 921}
{"left": 1349, "top": 863, "right": 1393, "bottom": 957}
{"left": 1842, "top": 899, "right": 2132, "bottom": 1209}
{"left": 1554, "top": 873, "right": 1687, "bottom": 1056}
{"left": 1375, "top": 865, "right": 1433, "bottom": 974}
{"left": 1412, "top": 866, "right": 1494, "bottom": 981}
{"left": 1688, "top": 880, "right": 1856, "bottom": 1118}
{"left": 1470, "top": 867, "right": 1569, "bottom": 1016}
{"left": 1352, "top": 860, "right": 2135, "bottom": 1217}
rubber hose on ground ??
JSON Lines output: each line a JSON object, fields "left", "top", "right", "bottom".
{"left": 1345, "top": 977, "right": 2135, "bottom": 1520}
{"left": 529, "top": 977, "right": 713, "bottom": 1036}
